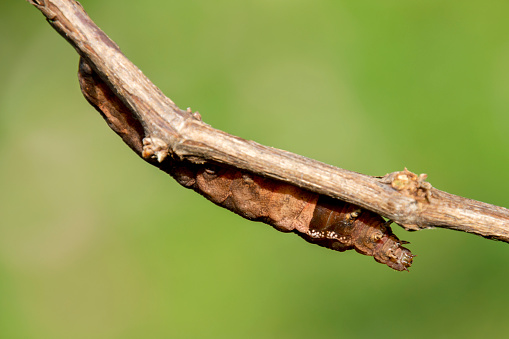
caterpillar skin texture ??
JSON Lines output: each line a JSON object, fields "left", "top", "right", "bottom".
{"left": 172, "top": 163, "right": 414, "bottom": 271}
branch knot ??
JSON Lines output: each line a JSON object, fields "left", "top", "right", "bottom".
{"left": 382, "top": 168, "right": 432, "bottom": 203}
{"left": 142, "top": 137, "right": 169, "bottom": 163}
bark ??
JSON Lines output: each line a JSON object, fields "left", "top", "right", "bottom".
{"left": 27, "top": 0, "right": 509, "bottom": 245}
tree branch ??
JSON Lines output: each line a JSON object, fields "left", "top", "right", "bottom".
{"left": 27, "top": 0, "right": 509, "bottom": 243}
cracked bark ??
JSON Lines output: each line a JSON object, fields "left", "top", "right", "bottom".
{"left": 27, "top": 0, "right": 509, "bottom": 249}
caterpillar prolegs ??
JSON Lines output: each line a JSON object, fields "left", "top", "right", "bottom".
{"left": 77, "top": 57, "right": 414, "bottom": 272}
{"left": 171, "top": 163, "right": 414, "bottom": 271}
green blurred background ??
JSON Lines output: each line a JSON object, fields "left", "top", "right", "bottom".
{"left": 2, "top": 0, "right": 509, "bottom": 338}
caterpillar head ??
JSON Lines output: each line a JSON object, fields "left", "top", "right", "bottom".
{"left": 373, "top": 234, "right": 414, "bottom": 271}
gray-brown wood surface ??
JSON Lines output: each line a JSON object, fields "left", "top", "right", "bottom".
{"left": 27, "top": 0, "right": 509, "bottom": 243}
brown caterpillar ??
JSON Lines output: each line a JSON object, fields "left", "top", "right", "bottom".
{"left": 78, "top": 57, "right": 414, "bottom": 272}
{"left": 170, "top": 162, "right": 414, "bottom": 271}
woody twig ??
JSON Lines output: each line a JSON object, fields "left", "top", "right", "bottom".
{"left": 27, "top": 0, "right": 509, "bottom": 244}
